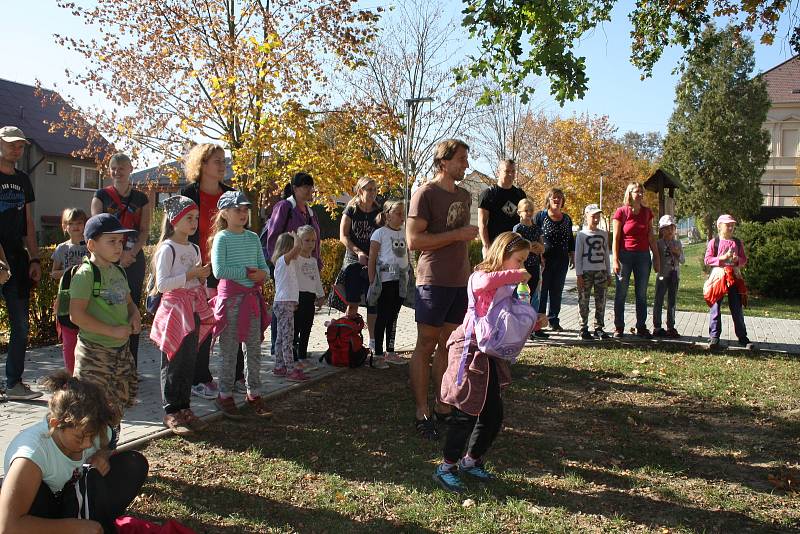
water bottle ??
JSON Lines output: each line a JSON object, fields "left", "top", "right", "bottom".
{"left": 517, "top": 281, "right": 531, "bottom": 301}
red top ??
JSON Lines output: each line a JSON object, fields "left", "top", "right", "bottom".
{"left": 198, "top": 190, "right": 222, "bottom": 263}
{"left": 613, "top": 205, "right": 653, "bottom": 252}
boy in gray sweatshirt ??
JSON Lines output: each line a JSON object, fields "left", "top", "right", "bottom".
{"left": 575, "top": 204, "right": 611, "bottom": 340}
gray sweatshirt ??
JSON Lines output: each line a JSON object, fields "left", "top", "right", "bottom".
{"left": 574, "top": 229, "right": 611, "bottom": 275}
{"left": 657, "top": 238, "right": 685, "bottom": 277}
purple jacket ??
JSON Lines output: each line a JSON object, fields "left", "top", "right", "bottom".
{"left": 263, "top": 196, "right": 322, "bottom": 269}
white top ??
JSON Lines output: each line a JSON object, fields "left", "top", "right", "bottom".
{"left": 155, "top": 239, "right": 202, "bottom": 292}
{"left": 370, "top": 225, "right": 408, "bottom": 282}
{"left": 574, "top": 229, "right": 611, "bottom": 275}
{"left": 296, "top": 255, "right": 325, "bottom": 298}
{"left": 3, "top": 417, "right": 110, "bottom": 494}
{"left": 273, "top": 255, "right": 299, "bottom": 303}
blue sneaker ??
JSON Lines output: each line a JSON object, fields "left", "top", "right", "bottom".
{"left": 458, "top": 460, "right": 495, "bottom": 481}
{"left": 433, "top": 464, "right": 465, "bottom": 493}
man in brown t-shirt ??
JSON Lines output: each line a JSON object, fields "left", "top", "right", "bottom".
{"left": 407, "top": 139, "right": 478, "bottom": 440}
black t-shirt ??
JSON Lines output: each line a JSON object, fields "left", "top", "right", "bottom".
{"left": 94, "top": 187, "right": 149, "bottom": 232}
{"left": 0, "top": 169, "right": 35, "bottom": 255}
{"left": 344, "top": 204, "right": 379, "bottom": 262}
{"left": 478, "top": 185, "right": 527, "bottom": 242}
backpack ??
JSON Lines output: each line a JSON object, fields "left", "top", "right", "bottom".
{"left": 57, "top": 258, "right": 128, "bottom": 329}
{"left": 456, "top": 274, "right": 537, "bottom": 386}
{"left": 319, "top": 314, "right": 370, "bottom": 368}
{"left": 145, "top": 242, "right": 200, "bottom": 314}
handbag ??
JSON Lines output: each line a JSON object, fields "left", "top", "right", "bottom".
{"left": 456, "top": 274, "right": 537, "bottom": 385}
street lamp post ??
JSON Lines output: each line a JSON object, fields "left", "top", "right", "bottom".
{"left": 403, "top": 97, "right": 433, "bottom": 212}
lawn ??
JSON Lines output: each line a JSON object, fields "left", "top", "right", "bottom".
{"left": 606, "top": 242, "right": 799, "bottom": 320}
{"left": 129, "top": 344, "right": 800, "bottom": 533}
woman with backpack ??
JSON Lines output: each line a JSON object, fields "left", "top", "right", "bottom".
{"left": 91, "top": 153, "right": 151, "bottom": 367}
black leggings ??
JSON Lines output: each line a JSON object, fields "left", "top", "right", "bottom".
{"left": 373, "top": 280, "right": 402, "bottom": 355}
{"left": 125, "top": 250, "right": 146, "bottom": 367}
{"left": 28, "top": 450, "right": 148, "bottom": 534}
{"left": 443, "top": 358, "right": 504, "bottom": 463}
{"left": 294, "top": 291, "right": 316, "bottom": 360}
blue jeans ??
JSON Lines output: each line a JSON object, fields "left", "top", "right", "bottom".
{"left": 614, "top": 250, "right": 651, "bottom": 331}
{"left": 538, "top": 253, "right": 569, "bottom": 327}
{"left": 3, "top": 281, "right": 30, "bottom": 388}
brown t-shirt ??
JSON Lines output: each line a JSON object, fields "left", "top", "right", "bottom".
{"left": 408, "top": 181, "right": 472, "bottom": 287}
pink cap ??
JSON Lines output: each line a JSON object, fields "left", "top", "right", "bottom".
{"left": 716, "top": 214, "right": 737, "bottom": 225}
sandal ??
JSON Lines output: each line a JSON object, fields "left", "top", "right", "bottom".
{"left": 414, "top": 416, "right": 439, "bottom": 441}
{"left": 163, "top": 412, "right": 192, "bottom": 435}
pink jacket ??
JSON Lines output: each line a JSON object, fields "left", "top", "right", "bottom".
{"left": 150, "top": 286, "right": 214, "bottom": 361}
{"left": 440, "top": 269, "right": 527, "bottom": 416}
{"left": 210, "top": 279, "right": 270, "bottom": 342}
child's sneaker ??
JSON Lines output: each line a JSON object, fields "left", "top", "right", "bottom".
{"left": 286, "top": 368, "right": 311, "bottom": 382}
{"left": 191, "top": 382, "right": 218, "bottom": 400}
{"left": 163, "top": 412, "right": 192, "bottom": 435}
{"left": 246, "top": 396, "right": 272, "bottom": 418}
{"left": 594, "top": 328, "right": 611, "bottom": 340}
{"left": 532, "top": 330, "right": 549, "bottom": 339}
{"left": 458, "top": 459, "right": 495, "bottom": 481}
{"left": 579, "top": 328, "right": 594, "bottom": 340}
{"left": 706, "top": 337, "right": 721, "bottom": 351}
{"left": 234, "top": 379, "right": 247, "bottom": 394}
{"left": 180, "top": 409, "right": 208, "bottom": 431}
{"left": 739, "top": 337, "right": 757, "bottom": 351}
{"left": 653, "top": 328, "right": 668, "bottom": 337}
{"left": 372, "top": 356, "right": 390, "bottom": 369}
{"left": 214, "top": 395, "right": 244, "bottom": 419}
{"left": 433, "top": 463, "right": 465, "bottom": 493}
{"left": 666, "top": 328, "right": 681, "bottom": 338}
{"left": 635, "top": 328, "right": 653, "bottom": 339}
{"left": 273, "top": 367, "right": 287, "bottom": 377}
{"left": 385, "top": 352, "right": 408, "bottom": 365}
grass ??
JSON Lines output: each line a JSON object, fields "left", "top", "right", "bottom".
{"left": 129, "top": 344, "right": 800, "bottom": 533}
{"left": 604, "top": 242, "right": 799, "bottom": 320}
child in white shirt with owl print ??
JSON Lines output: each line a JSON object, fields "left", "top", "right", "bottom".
{"left": 367, "top": 200, "right": 410, "bottom": 368}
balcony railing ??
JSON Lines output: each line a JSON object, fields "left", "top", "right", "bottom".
{"left": 767, "top": 155, "right": 799, "bottom": 169}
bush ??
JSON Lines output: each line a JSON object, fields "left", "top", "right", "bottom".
{"left": 737, "top": 218, "right": 800, "bottom": 298}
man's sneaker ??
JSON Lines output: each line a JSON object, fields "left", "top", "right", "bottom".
{"left": 180, "top": 409, "right": 208, "bottom": 431}
{"left": 371, "top": 357, "right": 390, "bottom": 369}
{"left": 653, "top": 328, "right": 668, "bottom": 337}
{"left": 666, "top": 328, "right": 681, "bottom": 338}
{"left": 385, "top": 352, "right": 408, "bottom": 365}
{"left": 706, "top": 337, "right": 721, "bottom": 351}
{"left": 739, "top": 338, "right": 757, "bottom": 351}
{"left": 191, "top": 382, "right": 218, "bottom": 400}
{"left": 234, "top": 379, "right": 247, "bottom": 394}
{"left": 163, "top": 412, "right": 193, "bottom": 435}
{"left": 595, "top": 328, "right": 611, "bottom": 340}
{"left": 635, "top": 328, "right": 653, "bottom": 339}
{"left": 273, "top": 367, "right": 287, "bottom": 377}
{"left": 5, "top": 382, "right": 43, "bottom": 401}
{"left": 214, "top": 395, "right": 244, "bottom": 419}
{"left": 286, "top": 368, "right": 311, "bottom": 382}
{"left": 246, "top": 396, "right": 272, "bottom": 418}
{"left": 533, "top": 330, "right": 550, "bottom": 339}
{"left": 579, "top": 328, "right": 594, "bottom": 341}
{"left": 433, "top": 464, "right": 465, "bottom": 493}
{"left": 458, "top": 459, "right": 495, "bottom": 481}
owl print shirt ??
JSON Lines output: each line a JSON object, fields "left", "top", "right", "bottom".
{"left": 370, "top": 226, "right": 409, "bottom": 282}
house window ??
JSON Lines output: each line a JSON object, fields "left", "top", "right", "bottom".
{"left": 70, "top": 165, "right": 100, "bottom": 190}
{"left": 781, "top": 129, "right": 799, "bottom": 157}
{"left": 46, "top": 161, "right": 56, "bottom": 175}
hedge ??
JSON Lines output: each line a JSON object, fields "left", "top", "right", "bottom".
{"left": 737, "top": 217, "right": 800, "bottom": 299}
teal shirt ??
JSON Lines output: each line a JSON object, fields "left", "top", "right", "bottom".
{"left": 211, "top": 229, "right": 268, "bottom": 287}
{"left": 69, "top": 260, "right": 130, "bottom": 347}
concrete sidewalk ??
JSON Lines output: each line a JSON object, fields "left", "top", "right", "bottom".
{"left": 2, "top": 279, "right": 799, "bottom": 476}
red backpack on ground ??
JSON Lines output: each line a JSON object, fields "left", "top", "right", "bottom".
{"left": 320, "top": 314, "right": 370, "bottom": 367}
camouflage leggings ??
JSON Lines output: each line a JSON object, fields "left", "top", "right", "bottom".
{"left": 73, "top": 336, "right": 138, "bottom": 419}
{"left": 578, "top": 271, "right": 608, "bottom": 330}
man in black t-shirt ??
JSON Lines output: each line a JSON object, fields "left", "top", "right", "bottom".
{"left": 477, "top": 159, "right": 527, "bottom": 258}
{"left": 0, "top": 126, "right": 42, "bottom": 401}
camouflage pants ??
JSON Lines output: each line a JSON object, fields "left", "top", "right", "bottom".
{"left": 74, "top": 336, "right": 138, "bottom": 419}
{"left": 578, "top": 271, "right": 608, "bottom": 330}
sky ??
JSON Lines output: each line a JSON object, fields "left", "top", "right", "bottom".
{"left": 2, "top": 0, "right": 797, "bottom": 169}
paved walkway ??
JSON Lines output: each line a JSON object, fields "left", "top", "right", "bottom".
{"left": 2, "top": 272, "right": 798, "bottom": 476}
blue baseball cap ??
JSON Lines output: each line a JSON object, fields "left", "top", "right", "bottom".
{"left": 84, "top": 213, "right": 138, "bottom": 241}
{"left": 217, "top": 190, "right": 252, "bottom": 210}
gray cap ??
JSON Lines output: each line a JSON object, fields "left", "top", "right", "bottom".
{"left": 217, "top": 190, "right": 252, "bottom": 210}
{"left": 0, "top": 126, "right": 29, "bottom": 144}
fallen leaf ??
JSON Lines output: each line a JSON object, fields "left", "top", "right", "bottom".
{"left": 636, "top": 357, "right": 651, "bottom": 364}
{"left": 462, "top": 498, "right": 476, "bottom": 508}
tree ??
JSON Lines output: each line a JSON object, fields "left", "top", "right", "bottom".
{"left": 514, "top": 112, "right": 648, "bottom": 215}
{"left": 45, "top": 0, "right": 391, "bottom": 210}
{"left": 471, "top": 82, "right": 534, "bottom": 175}
{"left": 457, "top": 0, "right": 798, "bottom": 105}
{"left": 619, "top": 131, "right": 664, "bottom": 165}
{"left": 661, "top": 26, "right": 770, "bottom": 238}
{"left": 336, "top": 0, "right": 480, "bottom": 187}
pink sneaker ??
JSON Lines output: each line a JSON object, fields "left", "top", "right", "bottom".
{"left": 286, "top": 368, "right": 311, "bottom": 382}
{"left": 273, "top": 367, "right": 287, "bottom": 377}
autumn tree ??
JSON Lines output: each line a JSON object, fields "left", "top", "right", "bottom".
{"left": 336, "top": 0, "right": 480, "bottom": 189}
{"left": 619, "top": 131, "right": 664, "bottom": 165}
{"left": 46, "top": 0, "right": 395, "bottom": 212}
{"left": 472, "top": 83, "right": 534, "bottom": 175}
{"left": 457, "top": 0, "right": 798, "bottom": 105}
{"left": 514, "top": 112, "right": 648, "bottom": 217}
{"left": 661, "top": 26, "right": 770, "bottom": 238}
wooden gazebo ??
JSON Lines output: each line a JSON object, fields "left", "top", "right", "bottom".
{"left": 643, "top": 168, "right": 685, "bottom": 219}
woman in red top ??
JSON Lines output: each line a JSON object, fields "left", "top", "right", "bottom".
{"left": 611, "top": 182, "right": 661, "bottom": 338}
{"left": 179, "top": 143, "right": 244, "bottom": 400}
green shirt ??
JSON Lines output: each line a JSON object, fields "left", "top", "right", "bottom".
{"left": 69, "top": 260, "right": 130, "bottom": 347}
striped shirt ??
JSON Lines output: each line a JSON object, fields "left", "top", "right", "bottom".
{"left": 211, "top": 229, "right": 268, "bottom": 287}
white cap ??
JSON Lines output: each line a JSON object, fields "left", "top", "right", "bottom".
{"left": 658, "top": 215, "right": 676, "bottom": 229}
{"left": 584, "top": 203, "right": 602, "bottom": 216}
